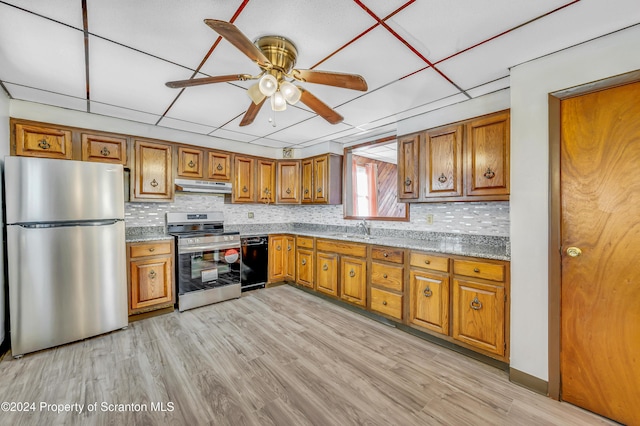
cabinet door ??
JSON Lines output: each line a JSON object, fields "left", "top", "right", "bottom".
{"left": 15, "top": 123, "right": 72, "bottom": 159}
{"left": 177, "top": 146, "right": 203, "bottom": 178}
{"left": 130, "top": 256, "right": 173, "bottom": 313}
{"left": 316, "top": 252, "right": 338, "bottom": 296}
{"left": 313, "top": 155, "right": 329, "bottom": 203}
{"left": 234, "top": 156, "right": 255, "bottom": 202}
{"left": 133, "top": 140, "right": 173, "bottom": 201}
{"left": 81, "top": 133, "right": 127, "bottom": 164}
{"left": 284, "top": 236, "right": 296, "bottom": 281}
{"left": 465, "top": 111, "right": 510, "bottom": 196}
{"left": 208, "top": 151, "right": 232, "bottom": 181}
{"left": 277, "top": 161, "right": 301, "bottom": 204}
{"left": 425, "top": 125, "right": 463, "bottom": 198}
{"left": 301, "top": 159, "right": 313, "bottom": 203}
{"left": 397, "top": 133, "right": 420, "bottom": 200}
{"left": 409, "top": 270, "right": 450, "bottom": 335}
{"left": 340, "top": 256, "right": 366, "bottom": 306}
{"left": 257, "top": 159, "right": 276, "bottom": 203}
{"left": 296, "top": 248, "right": 314, "bottom": 288}
{"left": 268, "top": 235, "right": 286, "bottom": 283}
{"left": 452, "top": 278, "right": 505, "bottom": 356}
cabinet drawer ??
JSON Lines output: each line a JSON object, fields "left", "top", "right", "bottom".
{"left": 371, "top": 247, "right": 404, "bottom": 264}
{"left": 297, "top": 236, "right": 314, "bottom": 249}
{"left": 317, "top": 239, "right": 367, "bottom": 258}
{"left": 371, "top": 262, "right": 404, "bottom": 292}
{"left": 371, "top": 287, "right": 403, "bottom": 320}
{"left": 130, "top": 241, "right": 173, "bottom": 258}
{"left": 453, "top": 259, "right": 504, "bottom": 282}
{"left": 410, "top": 252, "right": 449, "bottom": 273}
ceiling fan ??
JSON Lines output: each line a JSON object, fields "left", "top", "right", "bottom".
{"left": 166, "top": 20, "right": 368, "bottom": 126}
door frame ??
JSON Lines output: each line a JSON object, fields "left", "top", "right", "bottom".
{"left": 547, "top": 69, "right": 640, "bottom": 400}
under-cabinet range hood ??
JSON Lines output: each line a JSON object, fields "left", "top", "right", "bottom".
{"left": 175, "top": 178, "right": 232, "bottom": 194}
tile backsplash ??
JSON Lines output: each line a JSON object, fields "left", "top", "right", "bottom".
{"left": 125, "top": 193, "right": 509, "bottom": 237}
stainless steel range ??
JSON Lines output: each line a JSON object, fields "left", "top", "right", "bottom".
{"left": 167, "top": 212, "right": 241, "bottom": 311}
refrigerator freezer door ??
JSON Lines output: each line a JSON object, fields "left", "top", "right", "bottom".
{"left": 4, "top": 156, "right": 124, "bottom": 224}
{"left": 7, "top": 221, "right": 128, "bottom": 356}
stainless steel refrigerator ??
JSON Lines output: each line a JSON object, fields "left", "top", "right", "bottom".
{"left": 5, "top": 156, "right": 127, "bottom": 357}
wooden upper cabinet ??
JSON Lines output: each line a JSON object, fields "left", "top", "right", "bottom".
{"left": 465, "top": 111, "right": 510, "bottom": 196}
{"left": 425, "top": 125, "right": 463, "bottom": 198}
{"left": 14, "top": 123, "right": 72, "bottom": 159}
{"left": 257, "top": 159, "right": 276, "bottom": 203}
{"left": 177, "top": 146, "right": 203, "bottom": 178}
{"left": 313, "top": 155, "right": 329, "bottom": 203}
{"left": 233, "top": 155, "right": 255, "bottom": 203}
{"left": 132, "top": 139, "right": 173, "bottom": 201}
{"left": 301, "top": 159, "right": 314, "bottom": 203}
{"left": 398, "top": 133, "right": 420, "bottom": 199}
{"left": 207, "top": 151, "right": 232, "bottom": 181}
{"left": 302, "top": 154, "right": 342, "bottom": 204}
{"left": 81, "top": 133, "right": 127, "bottom": 164}
{"left": 277, "top": 160, "right": 301, "bottom": 204}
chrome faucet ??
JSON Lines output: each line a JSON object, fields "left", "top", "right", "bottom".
{"left": 357, "top": 218, "right": 370, "bottom": 236}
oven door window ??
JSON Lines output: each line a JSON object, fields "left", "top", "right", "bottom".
{"left": 178, "top": 248, "right": 240, "bottom": 293}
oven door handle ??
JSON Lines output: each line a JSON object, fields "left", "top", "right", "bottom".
{"left": 242, "top": 241, "right": 267, "bottom": 246}
{"left": 178, "top": 242, "right": 240, "bottom": 254}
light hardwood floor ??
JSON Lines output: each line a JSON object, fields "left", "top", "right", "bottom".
{"left": 0, "top": 285, "right": 615, "bottom": 425}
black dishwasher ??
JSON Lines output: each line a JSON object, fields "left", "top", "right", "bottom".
{"left": 240, "top": 236, "right": 269, "bottom": 291}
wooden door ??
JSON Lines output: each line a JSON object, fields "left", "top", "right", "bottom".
{"left": 234, "top": 156, "right": 255, "bottom": 203}
{"left": 133, "top": 140, "right": 173, "bottom": 201}
{"left": 316, "top": 252, "right": 338, "bottom": 296}
{"left": 301, "top": 159, "right": 313, "bottom": 203}
{"left": 397, "top": 133, "right": 420, "bottom": 199}
{"left": 296, "top": 248, "right": 314, "bottom": 288}
{"left": 130, "top": 256, "right": 173, "bottom": 312}
{"left": 208, "top": 151, "right": 231, "bottom": 181}
{"left": 177, "top": 147, "right": 203, "bottom": 178}
{"left": 257, "top": 159, "right": 276, "bottom": 203}
{"left": 14, "top": 123, "right": 72, "bottom": 159}
{"left": 277, "top": 160, "right": 301, "bottom": 204}
{"left": 559, "top": 81, "right": 640, "bottom": 425}
{"left": 81, "top": 133, "right": 127, "bottom": 164}
{"left": 340, "top": 256, "right": 366, "bottom": 306}
{"left": 409, "top": 270, "right": 449, "bottom": 335}
{"left": 268, "top": 235, "right": 285, "bottom": 283}
{"left": 313, "top": 155, "right": 328, "bottom": 203}
{"left": 284, "top": 236, "right": 296, "bottom": 281}
{"left": 425, "top": 124, "right": 463, "bottom": 198}
{"left": 465, "top": 111, "right": 510, "bottom": 196}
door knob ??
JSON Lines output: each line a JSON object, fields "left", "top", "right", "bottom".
{"left": 566, "top": 247, "right": 582, "bottom": 257}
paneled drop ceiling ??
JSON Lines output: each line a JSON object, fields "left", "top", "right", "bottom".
{"left": 1, "top": 0, "right": 638, "bottom": 149}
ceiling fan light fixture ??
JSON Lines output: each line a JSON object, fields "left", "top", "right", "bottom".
{"left": 247, "top": 83, "right": 266, "bottom": 105}
{"left": 271, "top": 90, "right": 287, "bottom": 111}
{"left": 258, "top": 74, "right": 278, "bottom": 96}
{"left": 280, "top": 81, "right": 301, "bottom": 105}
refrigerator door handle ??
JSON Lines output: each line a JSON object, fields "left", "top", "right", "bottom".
{"left": 17, "top": 219, "right": 122, "bottom": 229}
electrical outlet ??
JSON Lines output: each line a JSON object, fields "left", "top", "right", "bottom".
{"left": 248, "top": 212, "right": 254, "bottom": 219}
{"left": 426, "top": 214, "right": 434, "bottom": 225}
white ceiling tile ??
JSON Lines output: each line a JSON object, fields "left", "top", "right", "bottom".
{"left": 89, "top": 35, "right": 187, "bottom": 115}
{"left": 5, "top": 83, "right": 87, "bottom": 112}
{"left": 266, "top": 116, "right": 352, "bottom": 145}
{"left": 90, "top": 102, "right": 161, "bottom": 125}
{"left": 208, "top": 128, "right": 259, "bottom": 144}
{"left": 0, "top": 5, "right": 85, "bottom": 98}
{"left": 4, "top": 0, "right": 83, "bottom": 28}
{"left": 249, "top": 138, "right": 291, "bottom": 149}
{"left": 157, "top": 117, "right": 216, "bottom": 135}
{"left": 222, "top": 103, "right": 316, "bottom": 139}
{"left": 358, "top": 1, "right": 410, "bottom": 19}
{"left": 396, "top": 93, "right": 469, "bottom": 122}
{"left": 466, "top": 77, "right": 510, "bottom": 98}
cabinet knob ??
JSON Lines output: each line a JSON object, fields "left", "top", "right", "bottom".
{"left": 150, "top": 179, "right": 159, "bottom": 187}
{"left": 287, "top": 245, "right": 292, "bottom": 251}
{"left": 383, "top": 253, "right": 388, "bottom": 257}
{"left": 437, "top": 173, "right": 447, "bottom": 183}
{"left": 317, "top": 187, "right": 322, "bottom": 193}
{"left": 304, "top": 189, "right": 309, "bottom": 194}
{"left": 242, "top": 186, "right": 248, "bottom": 193}
{"left": 301, "top": 259, "right": 307, "bottom": 266}
{"left": 423, "top": 286, "right": 433, "bottom": 297}
{"left": 286, "top": 188, "right": 291, "bottom": 194}
{"left": 424, "top": 259, "right": 430, "bottom": 265}
{"left": 566, "top": 247, "right": 582, "bottom": 257}
{"left": 322, "top": 264, "right": 328, "bottom": 271}
{"left": 148, "top": 270, "right": 157, "bottom": 280}
{"left": 349, "top": 269, "right": 356, "bottom": 278}
{"left": 101, "top": 147, "right": 111, "bottom": 156}
{"left": 470, "top": 297, "right": 483, "bottom": 310}
{"left": 404, "top": 177, "right": 412, "bottom": 186}
{"left": 473, "top": 268, "right": 480, "bottom": 273}
{"left": 38, "top": 139, "right": 50, "bottom": 150}
{"left": 188, "top": 160, "right": 195, "bottom": 168}
{"left": 148, "top": 247, "right": 155, "bottom": 252}
{"left": 276, "top": 245, "right": 281, "bottom": 251}
{"left": 382, "top": 301, "right": 387, "bottom": 306}
{"left": 483, "top": 168, "right": 495, "bottom": 179}
{"left": 216, "top": 163, "right": 223, "bottom": 171}
{"left": 383, "top": 274, "right": 388, "bottom": 279}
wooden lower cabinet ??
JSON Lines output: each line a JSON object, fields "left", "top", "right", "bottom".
{"left": 127, "top": 240, "right": 175, "bottom": 316}
{"left": 296, "top": 246, "right": 314, "bottom": 289}
{"left": 340, "top": 256, "right": 366, "bottom": 306}
{"left": 316, "top": 252, "right": 338, "bottom": 296}
{"left": 370, "top": 287, "right": 402, "bottom": 320}
{"left": 268, "top": 234, "right": 295, "bottom": 283}
{"left": 409, "top": 269, "right": 449, "bottom": 335}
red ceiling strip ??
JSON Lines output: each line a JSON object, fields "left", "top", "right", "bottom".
{"left": 157, "top": 0, "right": 252, "bottom": 124}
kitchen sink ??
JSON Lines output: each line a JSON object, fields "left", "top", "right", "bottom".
{"left": 327, "top": 233, "right": 375, "bottom": 240}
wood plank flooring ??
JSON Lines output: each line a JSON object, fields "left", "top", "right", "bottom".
{"left": 0, "top": 285, "right": 615, "bottom": 425}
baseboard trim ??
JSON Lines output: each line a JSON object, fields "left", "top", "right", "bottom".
{"left": 510, "top": 367, "right": 548, "bottom": 395}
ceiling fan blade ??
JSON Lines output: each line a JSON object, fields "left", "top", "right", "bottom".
{"left": 166, "top": 74, "right": 251, "bottom": 88}
{"left": 240, "top": 97, "right": 267, "bottom": 127}
{"left": 299, "top": 88, "right": 343, "bottom": 124}
{"left": 292, "top": 69, "right": 368, "bottom": 91}
{"left": 204, "top": 19, "right": 272, "bottom": 68}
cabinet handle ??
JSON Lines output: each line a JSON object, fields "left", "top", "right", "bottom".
{"left": 383, "top": 274, "right": 388, "bottom": 279}
{"left": 286, "top": 188, "right": 291, "bottom": 194}
{"left": 276, "top": 245, "right": 281, "bottom": 251}
{"left": 301, "top": 259, "right": 307, "bottom": 266}
{"left": 438, "top": 173, "right": 447, "bottom": 183}
{"left": 148, "top": 247, "right": 155, "bottom": 252}
{"left": 188, "top": 160, "right": 195, "bottom": 168}
{"left": 38, "top": 139, "right": 51, "bottom": 150}
{"left": 242, "top": 186, "right": 248, "bottom": 193}
{"left": 264, "top": 188, "right": 271, "bottom": 196}
{"left": 287, "top": 245, "right": 292, "bottom": 251}
{"left": 471, "top": 297, "right": 483, "bottom": 310}
{"left": 404, "top": 177, "right": 412, "bottom": 186}
{"left": 382, "top": 301, "right": 387, "bottom": 306}
{"left": 100, "top": 147, "right": 111, "bottom": 156}
{"left": 216, "top": 163, "right": 223, "bottom": 171}
{"left": 304, "top": 189, "right": 309, "bottom": 194}
{"left": 322, "top": 264, "right": 328, "bottom": 271}
{"left": 383, "top": 253, "right": 388, "bottom": 257}
{"left": 473, "top": 268, "right": 480, "bottom": 273}
{"left": 150, "top": 179, "right": 159, "bottom": 187}
{"left": 317, "top": 187, "right": 322, "bottom": 193}
{"left": 424, "top": 259, "right": 431, "bottom": 265}
{"left": 423, "top": 286, "right": 433, "bottom": 297}
{"left": 349, "top": 269, "right": 355, "bottom": 278}
{"left": 483, "top": 168, "right": 495, "bottom": 179}
{"left": 148, "top": 270, "right": 157, "bottom": 279}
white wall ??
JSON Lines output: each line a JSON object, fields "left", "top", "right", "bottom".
{"left": 0, "top": 87, "right": 9, "bottom": 346}
{"left": 509, "top": 25, "right": 640, "bottom": 381}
